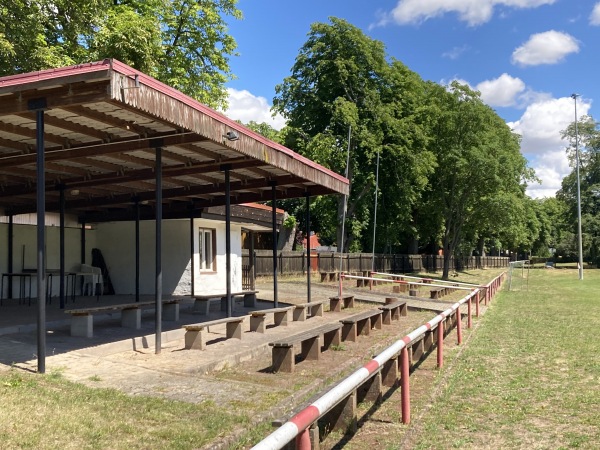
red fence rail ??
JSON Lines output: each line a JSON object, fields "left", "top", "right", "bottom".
{"left": 251, "top": 272, "right": 506, "bottom": 450}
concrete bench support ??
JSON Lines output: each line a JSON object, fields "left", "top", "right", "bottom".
{"left": 292, "top": 300, "right": 326, "bottom": 321}
{"left": 250, "top": 307, "right": 290, "bottom": 333}
{"left": 121, "top": 307, "right": 141, "bottom": 329}
{"left": 163, "top": 301, "right": 179, "bottom": 321}
{"left": 71, "top": 313, "right": 93, "bottom": 338}
{"left": 270, "top": 323, "right": 342, "bottom": 373}
{"left": 183, "top": 317, "right": 245, "bottom": 350}
{"left": 382, "top": 356, "right": 399, "bottom": 387}
{"left": 323, "top": 390, "right": 357, "bottom": 434}
{"left": 341, "top": 309, "right": 383, "bottom": 343}
{"left": 329, "top": 295, "right": 355, "bottom": 312}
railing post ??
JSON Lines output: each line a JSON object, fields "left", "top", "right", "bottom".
{"left": 437, "top": 321, "right": 444, "bottom": 368}
{"left": 295, "top": 428, "right": 311, "bottom": 450}
{"left": 467, "top": 297, "right": 473, "bottom": 329}
{"left": 456, "top": 309, "right": 462, "bottom": 345}
{"left": 475, "top": 290, "right": 480, "bottom": 317}
{"left": 400, "top": 346, "right": 410, "bottom": 424}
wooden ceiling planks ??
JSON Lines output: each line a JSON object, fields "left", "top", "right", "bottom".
{"left": 0, "top": 60, "right": 348, "bottom": 221}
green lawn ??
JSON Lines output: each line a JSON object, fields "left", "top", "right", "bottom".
{"left": 0, "top": 370, "right": 258, "bottom": 450}
{"left": 410, "top": 268, "right": 600, "bottom": 449}
{"left": 1, "top": 269, "right": 597, "bottom": 449}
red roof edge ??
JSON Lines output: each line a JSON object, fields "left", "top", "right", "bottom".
{"left": 241, "top": 202, "right": 286, "bottom": 215}
{"left": 0, "top": 59, "right": 349, "bottom": 189}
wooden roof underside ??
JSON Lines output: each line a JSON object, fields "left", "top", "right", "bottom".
{"left": 0, "top": 60, "right": 348, "bottom": 223}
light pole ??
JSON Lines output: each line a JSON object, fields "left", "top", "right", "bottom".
{"left": 371, "top": 150, "right": 380, "bottom": 272}
{"left": 571, "top": 93, "right": 584, "bottom": 280}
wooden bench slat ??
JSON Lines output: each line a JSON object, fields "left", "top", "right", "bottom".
{"left": 339, "top": 309, "right": 382, "bottom": 324}
{"left": 183, "top": 316, "right": 247, "bottom": 350}
{"left": 270, "top": 322, "right": 343, "bottom": 373}
{"left": 270, "top": 323, "right": 342, "bottom": 347}
{"left": 183, "top": 316, "right": 245, "bottom": 331}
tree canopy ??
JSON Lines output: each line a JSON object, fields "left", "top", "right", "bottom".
{"left": 558, "top": 114, "right": 600, "bottom": 264}
{"left": 270, "top": 17, "right": 536, "bottom": 277}
{"left": 273, "top": 18, "right": 434, "bottom": 252}
{"left": 0, "top": 0, "right": 241, "bottom": 108}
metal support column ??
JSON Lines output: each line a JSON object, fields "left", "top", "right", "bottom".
{"left": 223, "top": 165, "right": 232, "bottom": 317}
{"left": 154, "top": 147, "right": 163, "bottom": 354}
{"left": 59, "top": 185, "right": 66, "bottom": 309}
{"left": 34, "top": 105, "right": 46, "bottom": 374}
{"left": 190, "top": 203, "right": 195, "bottom": 297}
{"left": 271, "top": 183, "right": 278, "bottom": 307}
{"left": 80, "top": 218, "right": 86, "bottom": 265}
{"left": 305, "top": 192, "right": 311, "bottom": 303}
{"left": 134, "top": 197, "right": 140, "bottom": 303}
{"left": 249, "top": 230, "right": 256, "bottom": 290}
{"left": 7, "top": 215, "right": 13, "bottom": 299}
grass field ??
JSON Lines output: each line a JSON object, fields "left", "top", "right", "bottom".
{"left": 1, "top": 268, "right": 597, "bottom": 449}
{"left": 406, "top": 268, "right": 600, "bottom": 449}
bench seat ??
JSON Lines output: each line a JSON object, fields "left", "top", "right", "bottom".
{"left": 292, "top": 300, "right": 327, "bottom": 321}
{"left": 192, "top": 290, "right": 259, "bottom": 315}
{"left": 249, "top": 307, "right": 292, "bottom": 333}
{"left": 183, "top": 316, "right": 246, "bottom": 350}
{"left": 65, "top": 300, "right": 181, "bottom": 337}
{"left": 269, "top": 322, "right": 342, "bottom": 373}
{"left": 320, "top": 271, "right": 338, "bottom": 282}
{"left": 340, "top": 309, "right": 383, "bottom": 342}
{"left": 329, "top": 295, "right": 355, "bottom": 312}
{"left": 378, "top": 300, "right": 408, "bottom": 324}
{"left": 430, "top": 287, "right": 445, "bottom": 299}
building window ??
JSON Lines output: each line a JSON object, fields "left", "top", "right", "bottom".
{"left": 199, "top": 228, "right": 216, "bottom": 271}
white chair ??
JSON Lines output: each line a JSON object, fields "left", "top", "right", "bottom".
{"left": 79, "top": 264, "right": 103, "bottom": 299}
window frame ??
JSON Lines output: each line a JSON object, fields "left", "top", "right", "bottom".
{"left": 198, "top": 227, "right": 217, "bottom": 272}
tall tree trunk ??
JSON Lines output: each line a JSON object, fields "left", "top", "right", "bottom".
{"left": 477, "top": 236, "right": 486, "bottom": 256}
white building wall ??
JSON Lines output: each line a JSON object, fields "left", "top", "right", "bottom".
{"left": 94, "top": 218, "right": 242, "bottom": 296}
{"left": 191, "top": 219, "right": 243, "bottom": 296}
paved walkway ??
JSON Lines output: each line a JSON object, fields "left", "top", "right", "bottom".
{"left": 0, "top": 278, "right": 485, "bottom": 405}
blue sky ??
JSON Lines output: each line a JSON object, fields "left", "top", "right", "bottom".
{"left": 222, "top": 0, "right": 600, "bottom": 199}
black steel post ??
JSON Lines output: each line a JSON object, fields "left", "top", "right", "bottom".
{"left": 8, "top": 215, "right": 13, "bottom": 299}
{"left": 135, "top": 197, "right": 140, "bottom": 303}
{"left": 224, "top": 165, "right": 232, "bottom": 317}
{"left": 80, "top": 218, "right": 86, "bottom": 265}
{"left": 190, "top": 203, "right": 195, "bottom": 297}
{"left": 271, "top": 183, "right": 278, "bottom": 308}
{"left": 59, "top": 185, "right": 65, "bottom": 309}
{"left": 305, "top": 192, "right": 311, "bottom": 303}
{"left": 35, "top": 107, "right": 46, "bottom": 374}
{"left": 250, "top": 230, "right": 255, "bottom": 290}
{"left": 155, "top": 147, "right": 163, "bottom": 354}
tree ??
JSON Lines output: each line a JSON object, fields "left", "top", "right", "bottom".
{"left": 273, "top": 18, "right": 433, "bottom": 252}
{"left": 418, "top": 81, "right": 531, "bottom": 278}
{"left": 0, "top": 0, "right": 241, "bottom": 108}
{"left": 559, "top": 114, "right": 600, "bottom": 264}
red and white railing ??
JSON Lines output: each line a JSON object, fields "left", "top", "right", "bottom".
{"left": 252, "top": 272, "right": 505, "bottom": 450}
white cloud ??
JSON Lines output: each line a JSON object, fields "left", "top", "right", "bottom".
{"left": 526, "top": 151, "right": 571, "bottom": 198}
{"left": 511, "top": 30, "right": 579, "bottom": 66}
{"left": 591, "top": 2, "right": 600, "bottom": 25}
{"left": 507, "top": 96, "right": 591, "bottom": 197}
{"left": 222, "top": 88, "right": 286, "bottom": 130}
{"left": 476, "top": 73, "right": 525, "bottom": 107}
{"left": 387, "top": 0, "right": 556, "bottom": 27}
{"left": 442, "top": 45, "right": 469, "bottom": 60}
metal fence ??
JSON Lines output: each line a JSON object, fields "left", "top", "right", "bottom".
{"left": 242, "top": 250, "right": 508, "bottom": 278}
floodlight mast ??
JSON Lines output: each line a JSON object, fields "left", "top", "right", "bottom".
{"left": 571, "top": 93, "right": 584, "bottom": 281}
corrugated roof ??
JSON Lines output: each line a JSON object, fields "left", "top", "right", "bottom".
{"left": 0, "top": 59, "right": 348, "bottom": 222}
